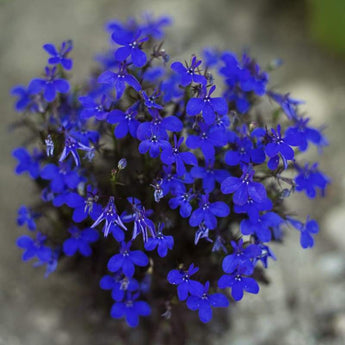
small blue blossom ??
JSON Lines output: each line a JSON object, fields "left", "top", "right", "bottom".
{"left": 218, "top": 266, "right": 260, "bottom": 301}
{"left": 91, "top": 196, "right": 127, "bottom": 237}
{"left": 63, "top": 226, "right": 99, "bottom": 257}
{"left": 287, "top": 217, "right": 319, "bottom": 249}
{"left": 186, "top": 85, "right": 228, "bottom": 125}
{"left": 97, "top": 64, "right": 141, "bottom": 100}
{"left": 112, "top": 28, "right": 148, "bottom": 67}
{"left": 43, "top": 41, "right": 73, "bottom": 70}
{"left": 110, "top": 293, "right": 151, "bottom": 327}
{"left": 107, "top": 241, "right": 149, "bottom": 277}
{"left": 294, "top": 163, "right": 329, "bottom": 198}
{"left": 186, "top": 281, "right": 229, "bottom": 323}
{"left": 189, "top": 194, "right": 230, "bottom": 229}
{"left": 144, "top": 223, "right": 174, "bottom": 257}
{"left": 17, "top": 206, "right": 38, "bottom": 231}
{"left": 29, "top": 66, "right": 70, "bottom": 102}
{"left": 167, "top": 263, "right": 204, "bottom": 301}
{"left": 161, "top": 136, "right": 198, "bottom": 176}
{"left": 59, "top": 136, "right": 94, "bottom": 167}
{"left": 171, "top": 56, "right": 207, "bottom": 87}
{"left": 168, "top": 187, "right": 194, "bottom": 218}
{"left": 221, "top": 166, "right": 267, "bottom": 206}
{"left": 16, "top": 232, "right": 52, "bottom": 262}
{"left": 13, "top": 147, "right": 41, "bottom": 179}
{"left": 45, "top": 135, "right": 54, "bottom": 157}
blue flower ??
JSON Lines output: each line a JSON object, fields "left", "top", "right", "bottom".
{"left": 78, "top": 95, "right": 111, "bottom": 121}
{"left": 190, "top": 161, "right": 230, "bottom": 193}
{"left": 122, "top": 197, "right": 155, "bottom": 243}
{"left": 110, "top": 293, "right": 151, "bottom": 327}
{"left": 167, "top": 263, "right": 204, "bottom": 301}
{"left": 194, "top": 223, "right": 213, "bottom": 245}
{"left": 140, "top": 14, "right": 172, "bottom": 39}
{"left": 253, "top": 241, "right": 276, "bottom": 269}
{"left": 112, "top": 28, "right": 148, "bottom": 67}
{"left": 265, "top": 125, "right": 297, "bottom": 170}
{"left": 43, "top": 41, "right": 73, "bottom": 70}
{"left": 100, "top": 273, "right": 139, "bottom": 301}
{"left": 186, "top": 281, "right": 229, "bottom": 323}
{"left": 17, "top": 206, "right": 38, "bottom": 231}
{"left": 63, "top": 226, "right": 99, "bottom": 257}
{"left": 29, "top": 66, "right": 70, "bottom": 102}
{"left": 40, "top": 162, "right": 81, "bottom": 193}
{"left": 168, "top": 187, "right": 194, "bottom": 218}
{"left": 189, "top": 194, "right": 230, "bottom": 229}
{"left": 138, "top": 126, "right": 171, "bottom": 158}
{"left": 294, "top": 163, "right": 329, "bottom": 198}
{"left": 218, "top": 266, "right": 260, "bottom": 301}
{"left": 91, "top": 196, "right": 127, "bottom": 237}
{"left": 13, "top": 147, "right": 41, "bottom": 179}
{"left": 287, "top": 217, "right": 319, "bottom": 249}
{"left": 144, "top": 223, "right": 174, "bottom": 257}
{"left": 221, "top": 166, "right": 267, "bottom": 206}
{"left": 171, "top": 56, "right": 207, "bottom": 87}
{"left": 186, "top": 123, "right": 227, "bottom": 161}
{"left": 107, "top": 241, "right": 149, "bottom": 277}
{"left": 17, "top": 232, "right": 52, "bottom": 262}
{"left": 267, "top": 91, "right": 303, "bottom": 120}
{"left": 161, "top": 136, "right": 198, "bottom": 176}
{"left": 97, "top": 64, "right": 141, "bottom": 100}
{"left": 59, "top": 135, "right": 94, "bottom": 167}
{"left": 107, "top": 103, "right": 140, "bottom": 139}
{"left": 240, "top": 212, "right": 283, "bottom": 242}
{"left": 186, "top": 85, "right": 228, "bottom": 125}
{"left": 11, "top": 85, "right": 37, "bottom": 112}
{"left": 222, "top": 239, "right": 260, "bottom": 274}
{"left": 142, "top": 90, "right": 163, "bottom": 110}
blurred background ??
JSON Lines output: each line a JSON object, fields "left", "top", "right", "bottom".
{"left": 1, "top": 0, "right": 345, "bottom": 344}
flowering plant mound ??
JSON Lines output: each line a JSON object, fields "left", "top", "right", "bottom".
{"left": 12, "top": 14, "right": 329, "bottom": 330}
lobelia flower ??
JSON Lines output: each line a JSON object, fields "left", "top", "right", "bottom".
{"left": 186, "top": 281, "right": 229, "bottom": 323}
{"left": 45, "top": 135, "right": 54, "bottom": 157}
{"left": 59, "top": 135, "right": 94, "bottom": 167}
{"left": 160, "top": 135, "right": 198, "bottom": 176}
{"left": 190, "top": 160, "right": 230, "bottom": 193}
{"left": 267, "top": 91, "right": 304, "bottom": 120}
{"left": 97, "top": 63, "right": 141, "bottom": 100}
{"left": 294, "top": 163, "right": 329, "bottom": 198}
{"left": 167, "top": 263, "right": 204, "bottom": 301}
{"left": 189, "top": 194, "right": 230, "bottom": 229}
{"left": 218, "top": 266, "right": 260, "bottom": 301}
{"left": 137, "top": 126, "right": 171, "bottom": 158}
{"left": 107, "top": 241, "right": 149, "bottom": 277}
{"left": 16, "top": 232, "right": 52, "bottom": 262}
{"left": 233, "top": 195, "right": 272, "bottom": 222}
{"left": 34, "top": 249, "right": 59, "bottom": 278}
{"left": 91, "top": 196, "right": 127, "bottom": 237}
{"left": 13, "top": 147, "right": 42, "bottom": 179}
{"left": 100, "top": 272, "right": 140, "bottom": 301}
{"left": 107, "top": 102, "right": 140, "bottom": 139}
{"left": 265, "top": 124, "right": 297, "bottom": 170}
{"left": 28, "top": 66, "right": 70, "bottom": 102}
{"left": 63, "top": 226, "right": 99, "bottom": 257}
{"left": 11, "top": 85, "right": 37, "bottom": 112}
{"left": 168, "top": 187, "right": 194, "bottom": 218}
{"left": 144, "top": 223, "right": 174, "bottom": 257}
{"left": 142, "top": 90, "right": 163, "bottom": 110}
{"left": 78, "top": 95, "right": 111, "bottom": 121}
{"left": 253, "top": 241, "right": 276, "bottom": 269}
{"left": 112, "top": 28, "right": 148, "bottom": 67}
{"left": 110, "top": 292, "right": 151, "bottom": 327}
{"left": 140, "top": 13, "right": 172, "bottom": 39}
{"left": 186, "top": 85, "right": 228, "bottom": 125}
{"left": 221, "top": 166, "right": 267, "bottom": 206}
{"left": 40, "top": 162, "right": 81, "bottom": 193}
{"left": 194, "top": 222, "right": 213, "bottom": 245}
{"left": 122, "top": 197, "right": 155, "bottom": 243}
{"left": 17, "top": 206, "right": 39, "bottom": 231}
{"left": 185, "top": 122, "right": 228, "bottom": 161}
{"left": 43, "top": 40, "right": 73, "bottom": 70}
{"left": 240, "top": 212, "right": 283, "bottom": 242}
{"left": 171, "top": 56, "right": 207, "bottom": 87}
{"left": 222, "top": 239, "right": 261, "bottom": 274}
{"left": 287, "top": 217, "right": 319, "bottom": 249}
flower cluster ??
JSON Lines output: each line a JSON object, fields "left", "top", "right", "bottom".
{"left": 12, "top": 14, "right": 329, "bottom": 329}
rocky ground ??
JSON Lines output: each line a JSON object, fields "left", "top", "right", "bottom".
{"left": 1, "top": 0, "right": 345, "bottom": 344}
